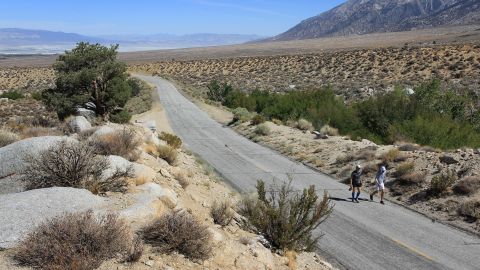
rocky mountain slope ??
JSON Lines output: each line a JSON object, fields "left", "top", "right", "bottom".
{"left": 268, "top": 0, "right": 480, "bottom": 41}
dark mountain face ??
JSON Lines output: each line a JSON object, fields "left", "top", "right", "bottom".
{"left": 269, "top": 0, "right": 480, "bottom": 41}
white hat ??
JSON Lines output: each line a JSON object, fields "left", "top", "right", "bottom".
{"left": 380, "top": 166, "right": 386, "bottom": 172}
{"left": 356, "top": 164, "right": 362, "bottom": 169}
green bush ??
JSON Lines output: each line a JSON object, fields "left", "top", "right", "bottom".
{"left": 238, "top": 180, "right": 334, "bottom": 252}
{"left": 110, "top": 110, "right": 131, "bottom": 124}
{"left": 394, "top": 162, "right": 415, "bottom": 178}
{"left": 209, "top": 80, "right": 480, "bottom": 150}
{"left": 232, "top": 107, "right": 254, "bottom": 123}
{"left": 0, "top": 90, "right": 24, "bottom": 100}
{"left": 207, "top": 80, "right": 233, "bottom": 103}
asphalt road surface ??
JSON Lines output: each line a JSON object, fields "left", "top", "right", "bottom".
{"left": 137, "top": 75, "right": 480, "bottom": 270}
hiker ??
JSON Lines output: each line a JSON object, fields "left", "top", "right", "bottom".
{"left": 350, "top": 164, "right": 362, "bottom": 203}
{"left": 370, "top": 165, "right": 387, "bottom": 205}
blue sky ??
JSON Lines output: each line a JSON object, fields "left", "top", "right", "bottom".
{"left": 0, "top": 0, "right": 346, "bottom": 36}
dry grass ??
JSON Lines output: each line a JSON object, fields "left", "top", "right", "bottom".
{"left": 156, "top": 145, "right": 178, "bottom": 165}
{"left": 297, "top": 119, "right": 313, "bottom": 131}
{"left": 0, "top": 128, "right": 19, "bottom": 147}
{"left": 428, "top": 170, "right": 457, "bottom": 197}
{"left": 394, "top": 162, "right": 415, "bottom": 178}
{"left": 382, "top": 148, "right": 400, "bottom": 163}
{"left": 141, "top": 211, "right": 212, "bottom": 261}
{"left": 457, "top": 199, "right": 480, "bottom": 221}
{"left": 320, "top": 125, "right": 339, "bottom": 136}
{"left": 397, "top": 171, "right": 426, "bottom": 186}
{"left": 12, "top": 211, "right": 140, "bottom": 270}
{"left": 210, "top": 201, "right": 234, "bottom": 227}
{"left": 173, "top": 169, "right": 190, "bottom": 189}
{"left": 453, "top": 177, "right": 480, "bottom": 196}
{"left": 90, "top": 128, "right": 141, "bottom": 161}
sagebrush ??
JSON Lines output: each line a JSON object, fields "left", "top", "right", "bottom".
{"left": 159, "top": 132, "right": 182, "bottom": 149}
{"left": 210, "top": 201, "right": 234, "bottom": 227}
{"left": 90, "top": 128, "right": 140, "bottom": 161}
{"left": 141, "top": 211, "right": 212, "bottom": 261}
{"left": 13, "top": 211, "right": 140, "bottom": 270}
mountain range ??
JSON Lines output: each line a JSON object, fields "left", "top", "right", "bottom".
{"left": 268, "top": 0, "right": 480, "bottom": 41}
{"left": 0, "top": 28, "right": 263, "bottom": 54}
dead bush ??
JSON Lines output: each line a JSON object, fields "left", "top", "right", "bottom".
{"left": 272, "top": 118, "right": 283, "bottom": 126}
{"left": 398, "top": 143, "right": 420, "bottom": 152}
{"left": 320, "top": 125, "right": 339, "bottom": 136}
{"left": 156, "top": 145, "right": 178, "bottom": 165}
{"left": 238, "top": 180, "right": 334, "bottom": 252}
{"left": 0, "top": 128, "right": 19, "bottom": 147}
{"left": 297, "top": 119, "right": 313, "bottom": 131}
{"left": 22, "top": 140, "right": 106, "bottom": 190}
{"left": 336, "top": 154, "right": 354, "bottom": 164}
{"left": 159, "top": 132, "right": 182, "bottom": 149}
{"left": 382, "top": 148, "right": 400, "bottom": 163}
{"left": 251, "top": 114, "right": 266, "bottom": 125}
{"left": 22, "top": 140, "right": 130, "bottom": 193}
{"left": 90, "top": 128, "right": 141, "bottom": 161}
{"left": 12, "top": 211, "right": 139, "bottom": 270}
{"left": 141, "top": 211, "right": 212, "bottom": 261}
{"left": 173, "top": 170, "right": 190, "bottom": 189}
{"left": 428, "top": 170, "right": 457, "bottom": 197}
{"left": 457, "top": 199, "right": 480, "bottom": 221}
{"left": 394, "top": 162, "right": 415, "bottom": 178}
{"left": 397, "top": 172, "right": 426, "bottom": 185}
{"left": 453, "top": 177, "right": 480, "bottom": 196}
{"left": 354, "top": 149, "right": 376, "bottom": 161}
{"left": 210, "top": 201, "right": 234, "bottom": 227}
{"left": 20, "top": 126, "right": 63, "bottom": 139}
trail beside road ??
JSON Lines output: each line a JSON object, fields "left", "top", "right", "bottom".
{"left": 137, "top": 75, "right": 480, "bottom": 270}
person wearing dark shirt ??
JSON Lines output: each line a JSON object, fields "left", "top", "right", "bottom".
{"left": 350, "top": 164, "right": 362, "bottom": 203}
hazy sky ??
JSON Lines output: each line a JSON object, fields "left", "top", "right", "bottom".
{"left": 0, "top": 0, "right": 346, "bottom": 36}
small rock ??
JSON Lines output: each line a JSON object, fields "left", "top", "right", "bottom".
{"left": 160, "top": 168, "right": 172, "bottom": 178}
{"left": 144, "top": 260, "right": 154, "bottom": 267}
{"left": 68, "top": 116, "right": 91, "bottom": 133}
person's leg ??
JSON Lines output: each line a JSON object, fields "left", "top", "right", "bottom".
{"left": 380, "top": 189, "right": 385, "bottom": 204}
{"left": 351, "top": 187, "right": 355, "bottom": 202}
{"left": 355, "top": 186, "right": 361, "bottom": 201}
{"left": 370, "top": 190, "right": 377, "bottom": 201}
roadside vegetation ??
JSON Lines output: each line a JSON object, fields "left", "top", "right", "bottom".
{"left": 238, "top": 180, "right": 334, "bottom": 252}
{"left": 208, "top": 80, "right": 480, "bottom": 149}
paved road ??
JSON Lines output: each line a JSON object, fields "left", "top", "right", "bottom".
{"left": 137, "top": 75, "right": 480, "bottom": 270}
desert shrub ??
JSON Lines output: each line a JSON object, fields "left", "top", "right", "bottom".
{"left": 272, "top": 118, "right": 283, "bottom": 125}
{"left": 13, "top": 211, "right": 139, "bottom": 270}
{"left": 0, "top": 128, "right": 19, "bottom": 147}
{"left": 22, "top": 140, "right": 130, "bottom": 193}
{"left": 255, "top": 123, "right": 271, "bottom": 136}
{"left": 354, "top": 149, "right": 376, "bottom": 161}
{"left": 141, "top": 211, "right": 212, "bottom": 261}
{"left": 210, "top": 201, "right": 234, "bottom": 227}
{"left": 453, "top": 177, "right": 480, "bottom": 195}
{"left": 22, "top": 140, "right": 106, "bottom": 190}
{"left": 232, "top": 107, "right": 253, "bottom": 123}
{"left": 397, "top": 172, "right": 426, "bottom": 185}
{"left": 159, "top": 132, "right": 182, "bottom": 149}
{"left": 238, "top": 180, "right": 334, "bottom": 252}
{"left": 382, "top": 148, "right": 400, "bottom": 163}
{"left": 394, "top": 162, "right": 415, "bottom": 177}
{"left": 0, "top": 90, "right": 24, "bottom": 100}
{"left": 173, "top": 170, "right": 189, "bottom": 189}
{"left": 336, "top": 154, "right": 354, "bottom": 164}
{"left": 251, "top": 114, "right": 266, "bottom": 125}
{"left": 156, "top": 145, "right": 178, "bottom": 165}
{"left": 90, "top": 128, "right": 140, "bottom": 161}
{"left": 20, "top": 126, "right": 63, "bottom": 139}
{"left": 398, "top": 143, "right": 420, "bottom": 152}
{"left": 297, "top": 118, "right": 313, "bottom": 131}
{"left": 428, "top": 170, "right": 457, "bottom": 197}
{"left": 110, "top": 110, "right": 131, "bottom": 124}
{"left": 457, "top": 199, "right": 480, "bottom": 221}
{"left": 320, "top": 125, "right": 339, "bottom": 136}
